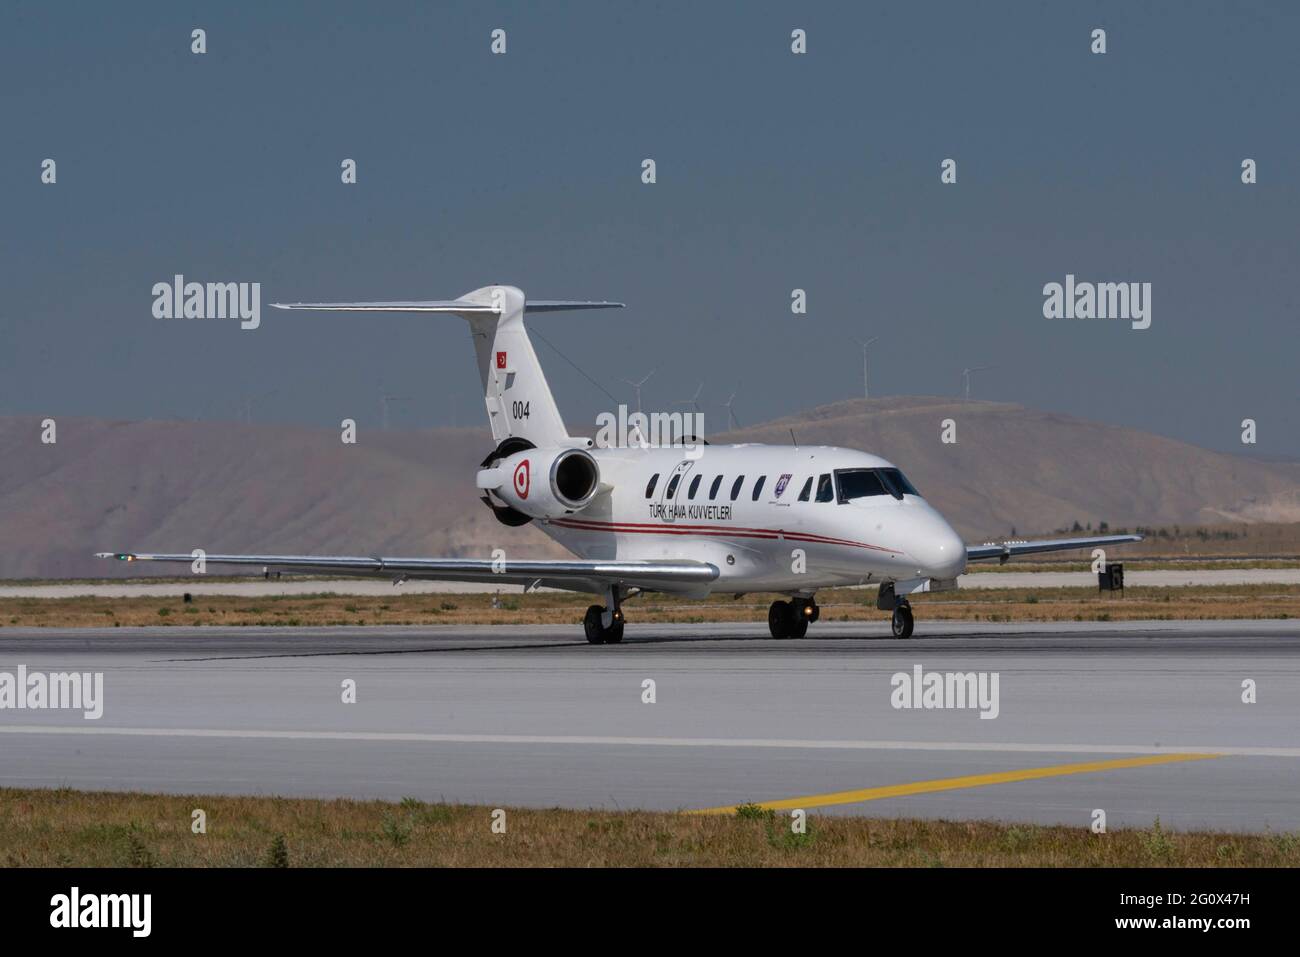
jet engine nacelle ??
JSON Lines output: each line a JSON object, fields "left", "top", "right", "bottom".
{"left": 478, "top": 447, "right": 600, "bottom": 520}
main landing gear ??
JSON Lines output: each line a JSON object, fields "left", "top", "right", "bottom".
{"left": 768, "top": 598, "right": 819, "bottom": 639}
{"left": 584, "top": 585, "right": 625, "bottom": 644}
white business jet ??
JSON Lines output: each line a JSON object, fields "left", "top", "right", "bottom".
{"left": 98, "top": 285, "right": 1140, "bottom": 642}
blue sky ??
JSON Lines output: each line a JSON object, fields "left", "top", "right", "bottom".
{"left": 2, "top": 1, "right": 1297, "bottom": 457}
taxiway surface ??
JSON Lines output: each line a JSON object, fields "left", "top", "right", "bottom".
{"left": 1, "top": 620, "right": 1296, "bottom": 831}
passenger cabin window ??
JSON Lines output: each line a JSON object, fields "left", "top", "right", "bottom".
{"left": 709, "top": 475, "right": 723, "bottom": 500}
{"left": 666, "top": 473, "right": 681, "bottom": 499}
{"left": 688, "top": 474, "right": 702, "bottom": 500}
{"left": 815, "top": 473, "right": 834, "bottom": 502}
{"left": 751, "top": 475, "right": 766, "bottom": 501}
{"left": 730, "top": 475, "right": 745, "bottom": 501}
{"left": 645, "top": 473, "right": 659, "bottom": 498}
{"left": 797, "top": 477, "right": 813, "bottom": 502}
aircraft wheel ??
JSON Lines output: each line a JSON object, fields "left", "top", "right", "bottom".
{"left": 584, "top": 605, "right": 606, "bottom": 644}
{"left": 768, "top": 600, "right": 792, "bottom": 639}
{"left": 891, "top": 602, "right": 914, "bottom": 639}
{"left": 790, "top": 598, "right": 816, "bottom": 637}
{"left": 584, "top": 604, "right": 624, "bottom": 644}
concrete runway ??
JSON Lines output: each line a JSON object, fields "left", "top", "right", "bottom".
{"left": 1, "top": 619, "right": 1298, "bottom": 832}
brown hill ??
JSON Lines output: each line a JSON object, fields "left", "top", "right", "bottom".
{"left": 0, "top": 418, "right": 564, "bottom": 580}
{"left": 1, "top": 398, "right": 1296, "bottom": 579}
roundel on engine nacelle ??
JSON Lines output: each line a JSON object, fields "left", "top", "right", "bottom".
{"left": 512, "top": 459, "right": 531, "bottom": 499}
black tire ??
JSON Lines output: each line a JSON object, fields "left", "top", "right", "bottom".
{"left": 604, "top": 620, "right": 624, "bottom": 644}
{"left": 787, "top": 614, "right": 808, "bottom": 639}
{"left": 891, "top": 603, "right": 914, "bottom": 639}
{"left": 584, "top": 604, "right": 606, "bottom": 644}
{"left": 768, "top": 600, "right": 791, "bottom": 639}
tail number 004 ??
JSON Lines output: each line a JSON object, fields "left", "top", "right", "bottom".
{"left": 511, "top": 401, "right": 530, "bottom": 420}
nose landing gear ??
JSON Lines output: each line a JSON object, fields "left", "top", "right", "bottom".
{"left": 878, "top": 581, "right": 915, "bottom": 638}
{"left": 768, "top": 597, "right": 818, "bottom": 639}
{"left": 890, "top": 601, "right": 914, "bottom": 639}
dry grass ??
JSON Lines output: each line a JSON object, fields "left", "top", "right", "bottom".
{"left": 0, "top": 584, "right": 1296, "bottom": 629}
{"left": 2, "top": 788, "right": 1296, "bottom": 867}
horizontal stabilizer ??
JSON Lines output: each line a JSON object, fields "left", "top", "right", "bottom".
{"left": 271, "top": 299, "right": 623, "bottom": 314}
{"left": 524, "top": 300, "right": 625, "bottom": 312}
{"left": 272, "top": 284, "right": 620, "bottom": 447}
{"left": 271, "top": 301, "right": 497, "bottom": 313}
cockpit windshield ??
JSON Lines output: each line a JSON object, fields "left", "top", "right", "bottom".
{"left": 835, "top": 468, "right": 922, "bottom": 502}
{"left": 879, "top": 468, "right": 921, "bottom": 497}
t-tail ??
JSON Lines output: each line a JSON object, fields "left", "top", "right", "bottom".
{"left": 272, "top": 285, "right": 622, "bottom": 448}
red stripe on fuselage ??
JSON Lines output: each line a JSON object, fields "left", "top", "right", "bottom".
{"left": 549, "top": 518, "right": 902, "bottom": 554}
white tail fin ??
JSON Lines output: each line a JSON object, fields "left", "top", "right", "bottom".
{"left": 272, "top": 285, "right": 622, "bottom": 447}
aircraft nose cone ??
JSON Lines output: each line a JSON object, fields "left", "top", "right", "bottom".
{"left": 908, "top": 514, "right": 966, "bottom": 580}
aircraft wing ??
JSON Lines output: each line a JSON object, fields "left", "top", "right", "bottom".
{"left": 965, "top": 534, "right": 1142, "bottom": 563}
{"left": 95, "top": 552, "right": 717, "bottom": 595}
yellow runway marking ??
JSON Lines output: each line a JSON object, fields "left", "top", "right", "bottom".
{"left": 692, "top": 752, "right": 1223, "bottom": 814}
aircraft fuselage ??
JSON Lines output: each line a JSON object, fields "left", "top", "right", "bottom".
{"left": 539, "top": 444, "right": 966, "bottom": 596}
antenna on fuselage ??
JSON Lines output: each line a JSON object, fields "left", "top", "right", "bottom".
{"left": 789, "top": 427, "right": 798, "bottom": 449}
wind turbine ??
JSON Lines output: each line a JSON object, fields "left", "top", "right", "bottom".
{"left": 622, "top": 369, "right": 655, "bottom": 414}
{"left": 674, "top": 382, "right": 705, "bottom": 415}
{"left": 380, "top": 389, "right": 413, "bottom": 431}
{"left": 673, "top": 382, "right": 705, "bottom": 443}
{"left": 852, "top": 336, "right": 880, "bottom": 399}
{"left": 960, "top": 366, "right": 991, "bottom": 401}
{"left": 723, "top": 383, "right": 742, "bottom": 430}
{"left": 239, "top": 388, "right": 279, "bottom": 424}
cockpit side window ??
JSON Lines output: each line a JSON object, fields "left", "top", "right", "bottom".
{"left": 834, "top": 468, "right": 889, "bottom": 503}
{"left": 797, "top": 477, "right": 813, "bottom": 502}
{"left": 815, "top": 473, "right": 834, "bottom": 502}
